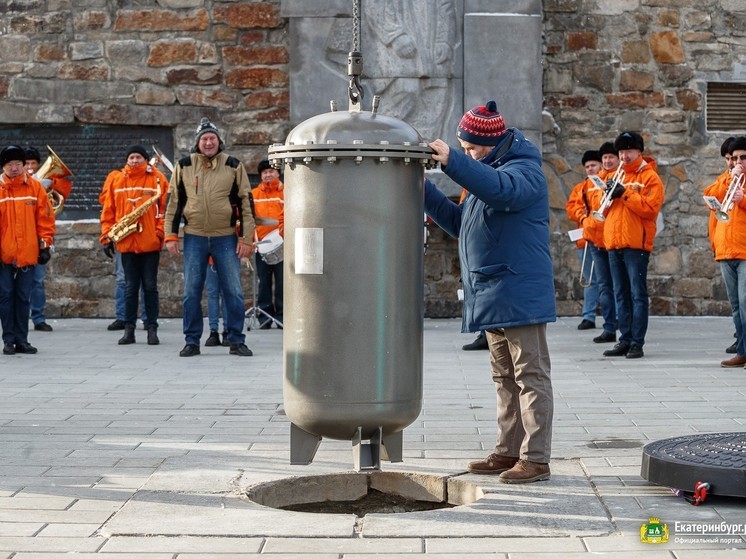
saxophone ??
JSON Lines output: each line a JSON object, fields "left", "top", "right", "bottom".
{"left": 108, "top": 178, "right": 161, "bottom": 243}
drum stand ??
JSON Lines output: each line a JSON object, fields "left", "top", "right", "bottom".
{"left": 245, "top": 253, "right": 283, "bottom": 330}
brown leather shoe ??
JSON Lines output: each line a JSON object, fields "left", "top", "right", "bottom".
{"left": 466, "top": 453, "right": 518, "bottom": 474}
{"left": 498, "top": 459, "right": 550, "bottom": 484}
{"left": 721, "top": 355, "right": 746, "bottom": 368}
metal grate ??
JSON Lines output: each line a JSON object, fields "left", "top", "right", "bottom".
{"left": 0, "top": 125, "right": 173, "bottom": 220}
{"left": 706, "top": 82, "right": 746, "bottom": 132}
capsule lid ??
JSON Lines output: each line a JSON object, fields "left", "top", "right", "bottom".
{"left": 286, "top": 110, "right": 423, "bottom": 146}
{"left": 269, "top": 110, "right": 436, "bottom": 167}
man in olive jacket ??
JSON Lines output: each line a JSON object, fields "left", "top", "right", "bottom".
{"left": 425, "top": 100, "right": 556, "bottom": 483}
{"left": 164, "top": 118, "right": 255, "bottom": 357}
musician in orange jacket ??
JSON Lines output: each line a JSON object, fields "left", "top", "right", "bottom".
{"left": 24, "top": 146, "right": 74, "bottom": 333}
{"left": 581, "top": 141, "right": 620, "bottom": 344}
{"left": 99, "top": 146, "right": 168, "bottom": 346}
{"left": 590, "top": 131, "right": 664, "bottom": 359}
{"left": 252, "top": 159, "right": 285, "bottom": 328}
{"left": 0, "top": 145, "right": 56, "bottom": 356}
{"left": 703, "top": 137, "right": 737, "bottom": 355}
{"left": 712, "top": 136, "right": 746, "bottom": 367}
{"left": 704, "top": 137, "right": 736, "bottom": 253}
{"left": 566, "top": 150, "right": 602, "bottom": 332}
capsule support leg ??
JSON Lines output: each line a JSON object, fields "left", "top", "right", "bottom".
{"left": 352, "top": 426, "right": 382, "bottom": 471}
{"left": 290, "top": 422, "right": 322, "bottom": 465}
{"left": 381, "top": 430, "right": 403, "bottom": 463}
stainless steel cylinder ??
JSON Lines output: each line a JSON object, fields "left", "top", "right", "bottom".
{"left": 269, "top": 109, "right": 434, "bottom": 445}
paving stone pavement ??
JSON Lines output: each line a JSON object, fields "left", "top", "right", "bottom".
{"left": 0, "top": 316, "right": 745, "bottom": 557}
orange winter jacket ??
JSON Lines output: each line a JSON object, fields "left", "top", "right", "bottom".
{"left": 712, "top": 171, "right": 746, "bottom": 260}
{"left": 703, "top": 169, "right": 732, "bottom": 252}
{"left": 0, "top": 172, "right": 55, "bottom": 267}
{"left": 50, "top": 176, "right": 73, "bottom": 199}
{"left": 566, "top": 177, "right": 604, "bottom": 249}
{"left": 251, "top": 178, "right": 284, "bottom": 241}
{"left": 590, "top": 156, "right": 664, "bottom": 252}
{"left": 99, "top": 162, "right": 169, "bottom": 254}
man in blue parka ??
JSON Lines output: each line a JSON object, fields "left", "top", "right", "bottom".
{"left": 425, "top": 100, "right": 556, "bottom": 483}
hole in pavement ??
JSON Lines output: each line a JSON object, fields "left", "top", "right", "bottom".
{"left": 246, "top": 471, "right": 483, "bottom": 516}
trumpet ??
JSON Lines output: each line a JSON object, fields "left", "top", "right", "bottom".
{"left": 592, "top": 163, "right": 626, "bottom": 222}
{"left": 715, "top": 172, "right": 746, "bottom": 223}
{"left": 579, "top": 243, "right": 594, "bottom": 288}
{"left": 149, "top": 145, "right": 174, "bottom": 174}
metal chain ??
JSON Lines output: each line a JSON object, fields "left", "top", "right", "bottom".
{"left": 347, "top": 0, "right": 363, "bottom": 108}
{"left": 352, "top": 0, "right": 360, "bottom": 52}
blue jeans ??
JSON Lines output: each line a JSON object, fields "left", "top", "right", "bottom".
{"left": 182, "top": 233, "right": 245, "bottom": 346}
{"left": 205, "top": 262, "right": 229, "bottom": 332}
{"left": 30, "top": 263, "right": 46, "bottom": 325}
{"left": 121, "top": 251, "right": 160, "bottom": 329}
{"left": 719, "top": 259, "right": 746, "bottom": 356}
{"left": 608, "top": 248, "right": 650, "bottom": 347}
{"left": 577, "top": 246, "right": 598, "bottom": 322}
{"left": 0, "top": 265, "right": 35, "bottom": 345}
{"left": 255, "top": 255, "right": 283, "bottom": 324}
{"left": 115, "top": 251, "right": 147, "bottom": 322}
{"left": 589, "top": 244, "right": 617, "bottom": 334}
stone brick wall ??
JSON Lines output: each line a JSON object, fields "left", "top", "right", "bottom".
{"left": 0, "top": 0, "right": 289, "bottom": 167}
{"left": 1, "top": 1, "right": 742, "bottom": 319}
{"left": 542, "top": 0, "right": 743, "bottom": 317}
{"left": 46, "top": 222, "right": 254, "bottom": 318}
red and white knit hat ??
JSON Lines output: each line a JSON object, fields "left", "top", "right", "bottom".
{"left": 457, "top": 100, "right": 506, "bottom": 146}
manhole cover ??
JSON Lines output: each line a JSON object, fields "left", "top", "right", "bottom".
{"left": 246, "top": 471, "right": 482, "bottom": 517}
{"left": 641, "top": 432, "right": 746, "bottom": 497}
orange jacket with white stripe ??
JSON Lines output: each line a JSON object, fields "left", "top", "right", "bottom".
{"left": 590, "top": 156, "right": 664, "bottom": 252}
{"left": 251, "top": 177, "right": 284, "bottom": 241}
{"left": 711, "top": 171, "right": 746, "bottom": 261}
{"left": 99, "top": 162, "right": 169, "bottom": 254}
{"left": 0, "top": 172, "right": 56, "bottom": 267}
{"left": 566, "top": 177, "right": 605, "bottom": 249}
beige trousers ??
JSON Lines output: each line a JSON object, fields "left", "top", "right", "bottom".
{"left": 486, "top": 323, "right": 553, "bottom": 463}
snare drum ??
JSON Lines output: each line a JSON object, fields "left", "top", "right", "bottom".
{"left": 257, "top": 229, "right": 284, "bottom": 265}
{"left": 260, "top": 242, "right": 283, "bottom": 265}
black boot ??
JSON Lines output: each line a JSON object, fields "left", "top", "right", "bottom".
{"left": 118, "top": 326, "right": 135, "bottom": 345}
{"left": 147, "top": 326, "right": 159, "bottom": 346}
{"left": 205, "top": 330, "right": 220, "bottom": 347}
{"left": 463, "top": 332, "right": 489, "bottom": 351}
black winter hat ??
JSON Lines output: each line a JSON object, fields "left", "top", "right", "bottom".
{"left": 0, "top": 145, "right": 26, "bottom": 167}
{"left": 25, "top": 146, "right": 41, "bottom": 163}
{"left": 721, "top": 136, "right": 736, "bottom": 157}
{"left": 581, "top": 150, "right": 601, "bottom": 165}
{"left": 598, "top": 141, "right": 618, "bottom": 157}
{"left": 257, "top": 159, "right": 272, "bottom": 174}
{"left": 127, "top": 145, "right": 149, "bottom": 160}
{"left": 730, "top": 136, "right": 746, "bottom": 154}
{"left": 614, "top": 131, "right": 644, "bottom": 152}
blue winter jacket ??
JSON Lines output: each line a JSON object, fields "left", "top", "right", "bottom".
{"left": 424, "top": 128, "right": 556, "bottom": 332}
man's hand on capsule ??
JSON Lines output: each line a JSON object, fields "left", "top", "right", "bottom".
{"left": 429, "top": 139, "right": 450, "bottom": 167}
